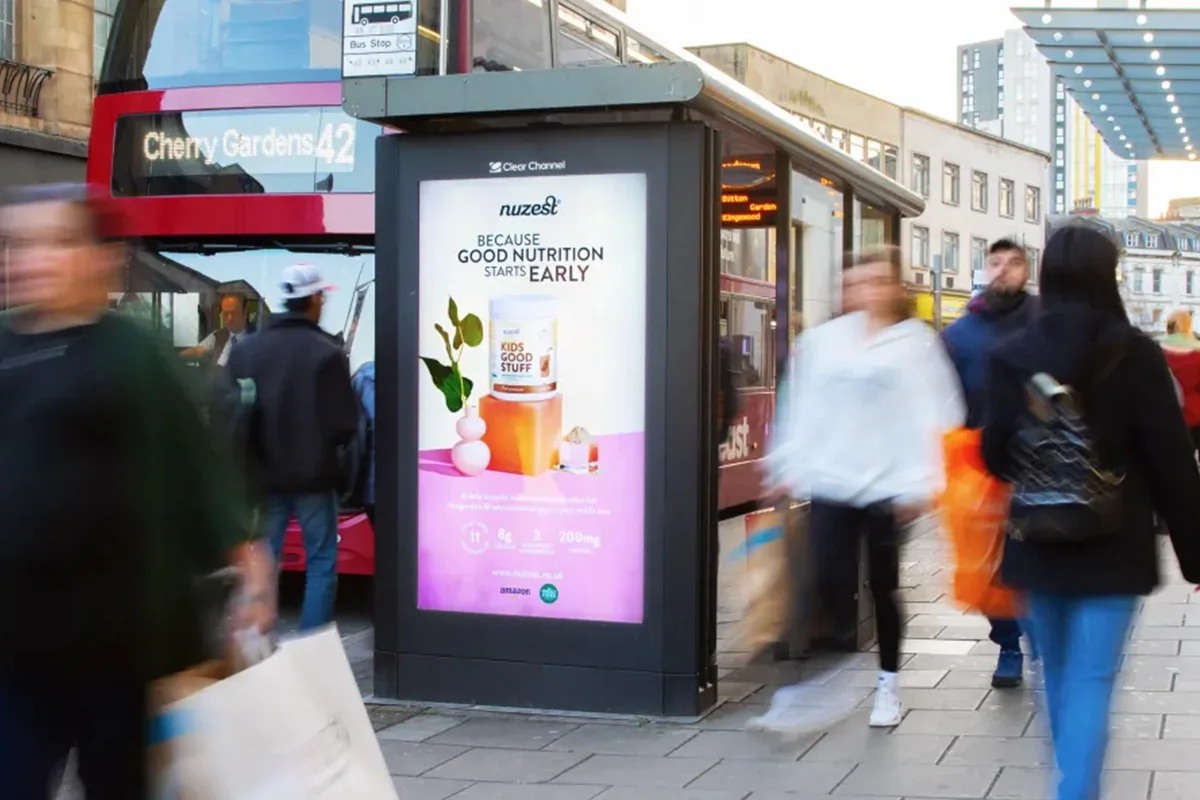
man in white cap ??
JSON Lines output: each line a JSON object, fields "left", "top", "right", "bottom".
{"left": 227, "top": 264, "right": 359, "bottom": 630}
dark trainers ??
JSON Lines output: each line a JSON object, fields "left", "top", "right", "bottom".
{"left": 992, "top": 649, "right": 1024, "bottom": 688}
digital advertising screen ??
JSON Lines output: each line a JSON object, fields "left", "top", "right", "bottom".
{"left": 415, "top": 171, "right": 648, "bottom": 624}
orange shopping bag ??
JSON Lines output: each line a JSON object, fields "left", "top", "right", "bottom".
{"left": 938, "top": 428, "right": 1021, "bottom": 619}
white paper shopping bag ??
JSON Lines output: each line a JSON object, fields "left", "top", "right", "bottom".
{"left": 166, "top": 626, "right": 397, "bottom": 800}
{"left": 274, "top": 626, "right": 393, "bottom": 793}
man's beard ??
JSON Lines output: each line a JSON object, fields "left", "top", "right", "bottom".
{"left": 984, "top": 283, "right": 1025, "bottom": 313}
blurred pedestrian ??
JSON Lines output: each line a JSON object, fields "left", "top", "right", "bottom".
{"left": 981, "top": 225, "right": 1200, "bottom": 800}
{"left": 769, "top": 245, "right": 964, "bottom": 727}
{"left": 0, "top": 184, "right": 272, "bottom": 798}
{"left": 1158, "top": 310, "right": 1200, "bottom": 453}
{"left": 941, "top": 238, "right": 1034, "bottom": 688}
{"left": 227, "top": 265, "right": 358, "bottom": 631}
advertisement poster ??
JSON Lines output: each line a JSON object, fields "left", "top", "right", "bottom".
{"left": 416, "top": 172, "right": 647, "bottom": 623}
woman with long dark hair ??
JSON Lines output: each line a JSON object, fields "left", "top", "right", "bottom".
{"left": 981, "top": 225, "right": 1200, "bottom": 800}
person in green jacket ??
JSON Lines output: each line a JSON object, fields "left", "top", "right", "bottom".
{"left": 0, "top": 183, "right": 273, "bottom": 799}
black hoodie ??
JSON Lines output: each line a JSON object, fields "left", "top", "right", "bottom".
{"left": 981, "top": 303, "right": 1200, "bottom": 595}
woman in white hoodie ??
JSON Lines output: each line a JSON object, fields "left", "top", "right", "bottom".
{"left": 770, "top": 246, "right": 965, "bottom": 727}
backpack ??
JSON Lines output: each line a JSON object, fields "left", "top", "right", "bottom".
{"left": 1006, "top": 345, "right": 1128, "bottom": 545}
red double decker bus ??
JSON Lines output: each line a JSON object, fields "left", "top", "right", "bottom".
{"left": 88, "top": 0, "right": 909, "bottom": 576}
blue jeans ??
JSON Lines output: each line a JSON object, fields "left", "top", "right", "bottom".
{"left": 263, "top": 492, "right": 340, "bottom": 631}
{"left": 0, "top": 680, "right": 145, "bottom": 799}
{"left": 1028, "top": 593, "right": 1137, "bottom": 800}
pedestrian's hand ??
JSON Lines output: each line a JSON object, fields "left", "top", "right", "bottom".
{"left": 233, "top": 540, "right": 277, "bottom": 633}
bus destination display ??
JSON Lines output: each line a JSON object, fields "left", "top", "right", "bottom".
{"left": 139, "top": 109, "right": 356, "bottom": 173}
{"left": 112, "top": 107, "right": 377, "bottom": 197}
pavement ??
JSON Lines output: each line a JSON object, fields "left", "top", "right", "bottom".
{"left": 52, "top": 515, "right": 1200, "bottom": 798}
{"left": 365, "top": 515, "right": 1200, "bottom": 800}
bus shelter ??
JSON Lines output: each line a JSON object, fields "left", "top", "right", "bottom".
{"left": 343, "top": 0, "right": 924, "bottom": 717}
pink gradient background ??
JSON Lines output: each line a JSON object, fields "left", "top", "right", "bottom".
{"left": 417, "top": 432, "right": 645, "bottom": 623}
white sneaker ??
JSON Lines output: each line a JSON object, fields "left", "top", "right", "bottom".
{"left": 868, "top": 685, "right": 903, "bottom": 728}
{"left": 747, "top": 683, "right": 860, "bottom": 738}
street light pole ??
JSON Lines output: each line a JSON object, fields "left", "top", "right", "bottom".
{"left": 932, "top": 253, "right": 943, "bottom": 330}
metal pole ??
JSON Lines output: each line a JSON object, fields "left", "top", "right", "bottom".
{"left": 932, "top": 253, "right": 943, "bottom": 330}
{"left": 437, "top": 0, "right": 451, "bottom": 75}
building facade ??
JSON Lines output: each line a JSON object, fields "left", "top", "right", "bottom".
{"left": 902, "top": 108, "right": 1050, "bottom": 324}
{"left": 0, "top": 0, "right": 109, "bottom": 188}
{"left": 957, "top": 22, "right": 1148, "bottom": 219}
{"left": 692, "top": 42, "right": 1049, "bottom": 326}
{"left": 1051, "top": 213, "right": 1200, "bottom": 334}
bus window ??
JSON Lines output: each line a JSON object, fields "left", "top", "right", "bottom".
{"left": 115, "top": 246, "right": 377, "bottom": 374}
{"left": 472, "top": 0, "right": 552, "bottom": 73}
{"left": 556, "top": 4, "right": 619, "bottom": 68}
{"left": 720, "top": 229, "right": 774, "bottom": 283}
{"left": 722, "top": 295, "right": 775, "bottom": 389}
{"left": 100, "top": 0, "right": 344, "bottom": 92}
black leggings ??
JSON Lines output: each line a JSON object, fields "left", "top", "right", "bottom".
{"left": 809, "top": 499, "right": 903, "bottom": 673}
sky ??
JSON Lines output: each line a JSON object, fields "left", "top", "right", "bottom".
{"left": 623, "top": 0, "right": 1200, "bottom": 217}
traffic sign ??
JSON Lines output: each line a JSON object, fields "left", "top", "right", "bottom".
{"left": 342, "top": 1, "right": 419, "bottom": 78}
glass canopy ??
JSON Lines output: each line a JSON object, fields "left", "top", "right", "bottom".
{"left": 1013, "top": 6, "right": 1200, "bottom": 161}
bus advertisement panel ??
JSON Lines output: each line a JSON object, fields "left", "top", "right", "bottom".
{"left": 415, "top": 172, "right": 647, "bottom": 623}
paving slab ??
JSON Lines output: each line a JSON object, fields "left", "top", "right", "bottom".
{"left": 354, "top": 518, "right": 1200, "bottom": 800}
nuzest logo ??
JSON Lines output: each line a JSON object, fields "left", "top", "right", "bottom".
{"left": 499, "top": 196, "right": 562, "bottom": 218}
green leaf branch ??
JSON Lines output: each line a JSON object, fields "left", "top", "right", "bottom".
{"left": 421, "top": 296, "right": 484, "bottom": 413}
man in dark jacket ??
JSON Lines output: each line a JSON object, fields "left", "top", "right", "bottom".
{"left": 941, "top": 238, "right": 1034, "bottom": 688}
{"left": 228, "top": 265, "right": 359, "bottom": 630}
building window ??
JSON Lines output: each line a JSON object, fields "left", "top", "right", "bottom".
{"left": 1027, "top": 247, "right": 1040, "bottom": 284}
{"left": 911, "top": 225, "right": 930, "bottom": 268}
{"left": 973, "top": 49, "right": 981, "bottom": 68}
{"left": 1153, "top": 269, "right": 1163, "bottom": 294}
{"left": 1125, "top": 233, "right": 1139, "bottom": 248}
{"left": 1133, "top": 270, "right": 1144, "bottom": 293}
{"left": 883, "top": 145, "right": 899, "bottom": 180}
{"left": 911, "top": 154, "right": 931, "bottom": 199}
{"left": 962, "top": 53, "right": 969, "bottom": 71}
{"left": 942, "top": 162, "right": 960, "bottom": 205}
{"left": 867, "top": 139, "right": 882, "bottom": 171}
{"left": 971, "top": 237, "right": 988, "bottom": 274}
{"left": 1025, "top": 186, "right": 1041, "bottom": 224}
{"left": 94, "top": 0, "right": 118, "bottom": 77}
{"left": 850, "top": 133, "right": 866, "bottom": 162}
{"left": 1188, "top": 271, "right": 1195, "bottom": 295}
{"left": 999, "top": 178, "right": 1014, "bottom": 218}
{"left": 1, "top": 0, "right": 13, "bottom": 60}
{"left": 830, "top": 127, "right": 847, "bottom": 152}
{"left": 942, "top": 232, "right": 960, "bottom": 273}
{"left": 1147, "top": 234, "right": 1160, "bottom": 249}
{"left": 972, "top": 171, "right": 989, "bottom": 212}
